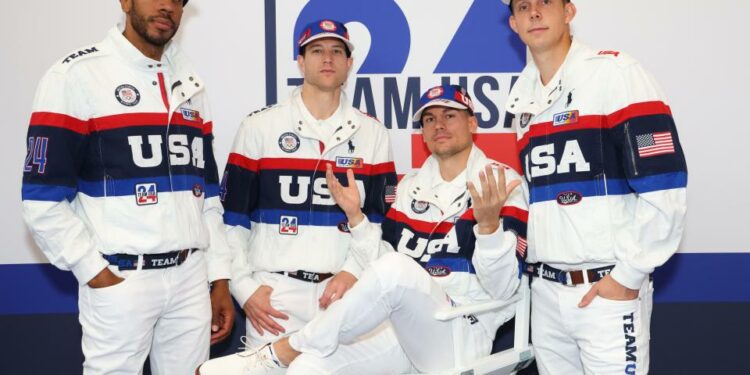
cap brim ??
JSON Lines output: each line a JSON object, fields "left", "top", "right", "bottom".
{"left": 412, "top": 99, "right": 470, "bottom": 122}
{"left": 300, "top": 33, "right": 355, "bottom": 53}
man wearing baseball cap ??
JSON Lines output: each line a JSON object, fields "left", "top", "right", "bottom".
{"left": 21, "top": 0, "right": 234, "bottom": 373}
{"left": 198, "top": 18, "right": 410, "bottom": 373}
{"left": 502, "top": 1, "right": 687, "bottom": 374}
{"left": 199, "top": 84, "right": 528, "bottom": 373}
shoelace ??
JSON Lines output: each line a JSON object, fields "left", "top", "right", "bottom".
{"left": 237, "top": 336, "right": 262, "bottom": 357}
{"left": 236, "top": 338, "right": 282, "bottom": 369}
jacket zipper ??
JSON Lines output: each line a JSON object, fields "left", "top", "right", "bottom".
{"left": 157, "top": 72, "right": 174, "bottom": 193}
{"left": 623, "top": 122, "right": 639, "bottom": 176}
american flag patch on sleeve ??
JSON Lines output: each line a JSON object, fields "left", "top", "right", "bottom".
{"left": 636, "top": 131, "right": 675, "bottom": 157}
{"left": 516, "top": 236, "right": 527, "bottom": 259}
{"left": 384, "top": 185, "right": 397, "bottom": 203}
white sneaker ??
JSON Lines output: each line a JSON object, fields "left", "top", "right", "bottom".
{"left": 197, "top": 341, "right": 286, "bottom": 375}
{"left": 241, "top": 343, "right": 286, "bottom": 374}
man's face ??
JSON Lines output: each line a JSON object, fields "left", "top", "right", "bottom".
{"left": 509, "top": 0, "right": 575, "bottom": 52}
{"left": 421, "top": 107, "right": 477, "bottom": 159}
{"left": 298, "top": 38, "right": 353, "bottom": 92}
{"left": 123, "top": 0, "right": 183, "bottom": 47}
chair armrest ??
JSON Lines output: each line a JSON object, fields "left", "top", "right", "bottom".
{"left": 433, "top": 294, "right": 522, "bottom": 321}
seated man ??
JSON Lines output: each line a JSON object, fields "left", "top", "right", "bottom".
{"left": 199, "top": 84, "right": 529, "bottom": 374}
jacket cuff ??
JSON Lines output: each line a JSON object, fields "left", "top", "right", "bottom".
{"left": 207, "top": 258, "right": 232, "bottom": 283}
{"left": 230, "top": 275, "right": 261, "bottom": 307}
{"left": 610, "top": 262, "right": 648, "bottom": 290}
{"left": 347, "top": 216, "right": 373, "bottom": 242}
{"left": 340, "top": 257, "right": 363, "bottom": 279}
{"left": 71, "top": 251, "right": 110, "bottom": 286}
{"left": 472, "top": 223, "right": 509, "bottom": 254}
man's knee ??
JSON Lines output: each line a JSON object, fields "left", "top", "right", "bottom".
{"left": 369, "top": 252, "right": 426, "bottom": 290}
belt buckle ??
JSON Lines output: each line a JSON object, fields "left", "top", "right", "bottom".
{"left": 176, "top": 249, "right": 190, "bottom": 266}
{"left": 560, "top": 270, "right": 573, "bottom": 287}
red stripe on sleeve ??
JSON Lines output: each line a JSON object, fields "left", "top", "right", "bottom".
{"left": 517, "top": 101, "right": 673, "bottom": 151}
{"left": 29, "top": 112, "right": 90, "bottom": 135}
{"left": 500, "top": 206, "right": 528, "bottom": 223}
{"left": 607, "top": 101, "right": 672, "bottom": 128}
{"left": 202, "top": 121, "right": 213, "bottom": 135}
{"left": 228, "top": 153, "right": 259, "bottom": 172}
{"left": 90, "top": 112, "right": 204, "bottom": 132}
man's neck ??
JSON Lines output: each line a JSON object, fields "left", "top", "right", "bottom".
{"left": 530, "top": 34, "right": 573, "bottom": 86}
{"left": 301, "top": 84, "right": 341, "bottom": 120}
{"left": 122, "top": 28, "right": 164, "bottom": 61}
{"left": 436, "top": 145, "right": 473, "bottom": 182}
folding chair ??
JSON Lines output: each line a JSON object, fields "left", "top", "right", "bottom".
{"left": 432, "top": 274, "right": 534, "bottom": 375}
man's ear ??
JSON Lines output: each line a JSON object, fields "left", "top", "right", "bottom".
{"left": 564, "top": 2, "right": 577, "bottom": 25}
{"left": 297, "top": 55, "right": 305, "bottom": 76}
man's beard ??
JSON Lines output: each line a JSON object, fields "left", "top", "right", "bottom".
{"left": 129, "top": 6, "right": 178, "bottom": 46}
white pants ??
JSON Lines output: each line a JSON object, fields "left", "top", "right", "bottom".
{"left": 531, "top": 277, "right": 653, "bottom": 375}
{"left": 78, "top": 250, "right": 211, "bottom": 375}
{"left": 289, "top": 252, "right": 491, "bottom": 374}
{"left": 246, "top": 269, "right": 414, "bottom": 374}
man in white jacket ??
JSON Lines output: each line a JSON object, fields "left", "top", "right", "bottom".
{"left": 200, "top": 84, "right": 529, "bottom": 374}
{"left": 214, "top": 18, "right": 412, "bottom": 374}
{"left": 502, "top": 1, "right": 688, "bottom": 374}
{"left": 21, "top": 0, "right": 234, "bottom": 373}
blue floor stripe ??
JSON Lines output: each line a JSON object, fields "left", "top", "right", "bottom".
{"left": 1, "top": 252, "right": 749, "bottom": 314}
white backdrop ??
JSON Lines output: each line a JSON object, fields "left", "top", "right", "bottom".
{"left": 1, "top": 0, "right": 747, "bottom": 265}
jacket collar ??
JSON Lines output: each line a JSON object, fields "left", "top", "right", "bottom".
{"left": 408, "top": 145, "right": 493, "bottom": 218}
{"left": 106, "top": 26, "right": 204, "bottom": 111}
{"left": 288, "top": 87, "right": 362, "bottom": 152}
{"left": 506, "top": 38, "right": 596, "bottom": 116}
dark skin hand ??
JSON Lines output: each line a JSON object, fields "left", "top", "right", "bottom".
{"left": 209, "top": 279, "right": 234, "bottom": 344}
{"left": 87, "top": 267, "right": 124, "bottom": 288}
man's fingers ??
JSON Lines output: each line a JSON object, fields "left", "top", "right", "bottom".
{"left": 578, "top": 286, "right": 598, "bottom": 308}
{"left": 346, "top": 168, "right": 356, "bottom": 188}
{"left": 467, "top": 181, "right": 481, "bottom": 204}
{"left": 479, "top": 171, "right": 490, "bottom": 200}
{"left": 210, "top": 316, "right": 232, "bottom": 344}
{"left": 256, "top": 313, "right": 284, "bottom": 335}
{"left": 484, "top": 165, "right": 499, "bottom": 201}
{"left": 505, "top": 179, "right": 521, "bottom": 197}
{"left": 326, "top": 164, "right": 341, "bottom": 194}
{"left": 248, "top": 315, "right": 264, "bottom": 336}
{"left": 319, "top": 282, "right": 336, "bottom": 308}
{"left": 495, "top": 167, "right": 507, "bottom": 194}
{"left": 263, "top": 304, "right": 289, "bottom": 320}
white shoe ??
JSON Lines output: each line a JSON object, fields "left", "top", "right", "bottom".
{"left": 197, "top": 341, "right": 286, "bottom": 375}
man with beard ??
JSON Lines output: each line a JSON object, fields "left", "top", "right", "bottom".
{"left": 21, "top": 1, "right": 234, "bottom": 373}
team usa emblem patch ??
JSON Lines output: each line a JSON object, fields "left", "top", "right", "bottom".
{"left": 278, "top": 132, "right": 301, "bottom": 153}
{"left": 411, "top": 200, "right": 429, "bottom": 214}
{"left": 115, "top": 84, "right": 140, "bottom": 106}
{"left": 553, "top": 110, "right": 579, "bottom": 126}
{"left": 180, "top": 108, "right": 200, "bottom": 122}
{"left": 335, "top": 156, "right": 364, "bottom": 169}
{"left": 556, "top": 191, "right": 582, "bottom": 206}
{"left": 279, "top": 215, "right": 299, "bottom": 235}
{"left": 192, "top": 183, "right": 204, "bottom": 197}
{"left": 135, "top": 183, "right": 158, "bottom": 205}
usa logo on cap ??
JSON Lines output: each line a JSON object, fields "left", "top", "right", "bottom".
{"left": 320, "top": 20, "right": 337, "bottom": 31}
{"left": 427, "top": 87, "right": 444, "bottom": 99}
